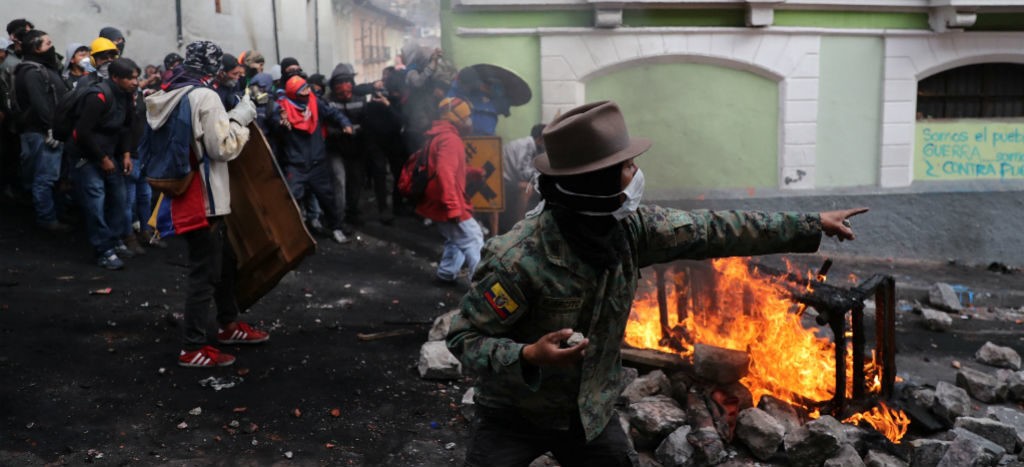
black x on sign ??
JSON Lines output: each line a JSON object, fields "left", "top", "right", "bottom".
{"left": 463, "top": 136, "right": 504, "bottom": 212}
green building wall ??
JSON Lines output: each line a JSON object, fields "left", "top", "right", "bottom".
{"left": 815, "top": 36, "right": 884, "bottom": 187}
{"left": 585, "top": 63, "right": 779, "bottom": 191}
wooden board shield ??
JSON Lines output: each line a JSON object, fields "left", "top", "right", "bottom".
{"left": 464, "top": 135, "right": 504, "bottom": 213}
{"left": 226, "top": 123, "right": 317, "bottom": 310}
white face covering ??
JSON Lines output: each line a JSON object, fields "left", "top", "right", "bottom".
{"left": 526, "top": 168, "right": 646, "bottom": 220}
{"left": 612, "top": 168, "right": 645, "bottom": 220}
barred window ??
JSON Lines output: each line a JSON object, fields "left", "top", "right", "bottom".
{"left": 917, "top": 63, "right": 1024, "bottom": 119}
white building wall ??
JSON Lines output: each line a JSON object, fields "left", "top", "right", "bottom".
{"left": 880, "top": 32, "right": 1024, "bottom": 187}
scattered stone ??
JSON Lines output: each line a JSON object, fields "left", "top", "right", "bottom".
{"left": 934, "top": 381, "right": 972, "bottom": 425}
{"left": 910, "top": 387, "right": 937, "bottom": 408}
{"left": 910, "top": 438, "right": 950, "bottom": 467}
{"left": 864, "top": 450, "right": 907, "bottom": 467}
{"left": 417, "top": 341, "right": 461, "bottom": 380}
{"left": 176, "top": 421, "right": 188, "bottom": 430}
{"left": 628, "top": 395, "right": 688, "bottom": 449}
{"left": 735, "top": 407, "right": 785, "bottom": 461}
{"left": 996, "top": 370, "right": 1024, "bottom": 401}
{"left": 956, "top": 366, "right": 1006, "bottom": 403}
{"left": 687, "top": 426, "right": 728, "bottom": 465}
{"left": 188, "top": 407, "right": 202, "bottom": 416}
{"left": 655, "top": 425, "right": 696, "bottom": 467}
{"left": 952, "top": 360, "right": 962, "bottom": 369}
{"left": 621, "top": 370, "right": 672, "bottom": 404}
{"left": 824, "top": 444, "right": 865, "bottom": 467}
{"left": 693, "top": 344, "right": 750, "bottom": 384}
{"left": 284, "top": 451, "right": 293, "bottom": 459}
{"left": 198, "top": 375, "right": 243, "bottom": 391}
{"left": 929, "top": 283, "right": 963, "bottom": 313}
{"left": 445, "top": 442, "right": 456, "bottom": 450}
{"left": 427, "top": 309, "right": 459, "bottom": 342}
{"left": 953, "top": 417, "right": 1018, "bottom": 453}
{"left": 936, "top": 428, "right": 1006, "bottom": 467}
{"left": 461, "top": 387, "right": 476, "bottom": 421}
{"left": 783, "top": 416, "right": 843, "bottom": 467}
{"left": 975, "top": 342, "right": 1022, "bottom": 370}
{"left": 921, "top": 308, "right": 953, "bottom": 332}
{"left": 716, "top": 382, "right": 754, "bottom": 414}
{"left": 228, "top": 420, "right": 240, "bottom": 428}
{"left": 759, "top": 395, "right": 804, "bottom": 435}
{"left": 985, "top": 406, "right": 1024, "bottom": 447}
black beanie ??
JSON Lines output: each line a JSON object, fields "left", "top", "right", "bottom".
{"left": 280, "top": 57, "right": 299, "bottom": 71}
{"left": 221, "top": 53, "right": 239, "bottom": 71}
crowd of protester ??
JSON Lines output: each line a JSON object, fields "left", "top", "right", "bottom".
{"left": 0, "top": 18, "right": 545, "bottom": 276}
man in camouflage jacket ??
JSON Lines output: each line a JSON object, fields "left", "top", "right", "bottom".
{"left": 447, "top": 101, "right": 866, "bottom": 467}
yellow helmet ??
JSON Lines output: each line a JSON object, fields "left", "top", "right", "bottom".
{"left": 89, "top": 37, "right": 118, "bottom": 56}
{"left": 89, "top": 37, "right": 119, "bottom": 67}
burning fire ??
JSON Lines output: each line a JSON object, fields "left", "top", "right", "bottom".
{"left": 843, "top": 402, "right": 910, "bottom": 444}
{"left": 625, "top": 258, "right": 909, "bottom": 443}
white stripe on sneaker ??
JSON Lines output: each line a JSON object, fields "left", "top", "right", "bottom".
{"left": 190, "top": 354, "right": 203, "bottom": 365}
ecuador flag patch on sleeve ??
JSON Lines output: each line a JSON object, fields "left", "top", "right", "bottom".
{"left": 483, "top": 281, "right": 519, "bottom": 320}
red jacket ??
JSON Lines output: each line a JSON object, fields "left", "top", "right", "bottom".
{"left": 415, "top": 120, "right": 473, "bottom": 223}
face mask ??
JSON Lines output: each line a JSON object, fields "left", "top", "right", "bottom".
{"left": 223, "top": 79, "right": 238, "bottom": 89}
{"left": 611, "top": 168, "right": 644, "bottom": 220}
{"left": 550, "top": 168, "right": 646, "bottom": 220}
{"left": 78, "top": 57, "right": 96, "bottom": 73}
{"left": 40, "top": 47, "right": 58, "bottom": 66}
{"left": 97, "top": 62, "right": 111, "bottom": 79}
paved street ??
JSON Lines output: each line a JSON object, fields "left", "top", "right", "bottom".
{"left": 3, "top": 201, "right": 1024, "bottom": 465}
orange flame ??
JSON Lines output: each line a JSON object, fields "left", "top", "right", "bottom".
{"left": 843, "top": 402, "right": 910, "bottom": 444}
{"left": 624, "top": 258, "right": 908, "bottom": 442}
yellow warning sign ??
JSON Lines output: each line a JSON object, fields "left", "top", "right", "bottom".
{"left": 463, "top": 136, "right": 504, "bottom": 212}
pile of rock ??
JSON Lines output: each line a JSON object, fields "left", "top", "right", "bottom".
{"left": 418, "top": 308, "right": 1024, "bottom": 467}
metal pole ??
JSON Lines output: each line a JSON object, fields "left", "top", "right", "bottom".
{"left": 314, "top": 0, "right": 321, "bottom": 74}
{"left": 175, "top": 0, "right": 184, "bottom": 48}
{"left": 272, "top": 0, "right": 281, "bottom": 63}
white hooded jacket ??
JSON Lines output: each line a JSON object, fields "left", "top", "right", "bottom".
{"left": 145, "top": 85, "right": 255, "bottom": 217}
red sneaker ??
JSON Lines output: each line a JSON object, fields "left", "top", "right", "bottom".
{"left": 217, "top": 322, "right": 270, "bottom": 345}
{"left": 178, "top": 346, "right": 236, "bottom": 368}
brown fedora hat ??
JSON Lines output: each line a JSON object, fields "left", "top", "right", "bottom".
{"left": 534, "top": 101, "right": 651, "bottom": 176}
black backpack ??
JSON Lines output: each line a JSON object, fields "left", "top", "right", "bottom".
{"left": 51, "top": 75, "right": 107, "bottom": 142}
{"left": 9, "top": 61, "right": 56, "bottom": 127}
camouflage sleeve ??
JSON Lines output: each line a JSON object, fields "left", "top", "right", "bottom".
{"left": 628, "top": 205, "right": 823, "bottom": 267}
{"left": 446, "top": 261, "right": 541, "bottom": 391}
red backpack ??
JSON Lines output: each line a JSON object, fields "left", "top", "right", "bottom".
{"left": 397, "top": 136, "right": 437, "bottom": 200}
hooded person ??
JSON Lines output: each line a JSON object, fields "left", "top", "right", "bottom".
{"left": 247, "top": 71, "right": 274, "bottom": 136}
{"left": 269, "top": 75, "right": 353, "bottom": 243}
{"left": 62, "top": 42, "right": 90, "bottom": 85}
{"left": 143, "top": 40, "right": 264, "bottom": 369}
{"left": 324, "top": 62, "right": 387, "bottom": 229}
{"left": 98, "top": 26, "right": 125, "bottom": 54}
{"left": 445, "top": 101, "right": 869, "bottom": 466}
